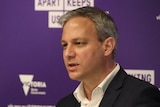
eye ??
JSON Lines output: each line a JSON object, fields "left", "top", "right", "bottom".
{"left": 76, "top": 42, "right": 82, "bottom": 45}
{"left": 61, "top": 42, "right": 67, "bottom": 49}
{"left": 75, "top": 41, "right": 86, "bottom": 46}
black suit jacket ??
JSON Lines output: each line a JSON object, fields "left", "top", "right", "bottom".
{"left": 56, "top": 67, "right": 160, "bottom": 107}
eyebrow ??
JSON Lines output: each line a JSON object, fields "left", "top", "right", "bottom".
{"left": 61, "top": 37, "right": 87, "bottom": 43}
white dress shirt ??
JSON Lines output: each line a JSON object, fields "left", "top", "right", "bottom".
{"left": 73, "top": 63, "right": 120, "bottom": 107}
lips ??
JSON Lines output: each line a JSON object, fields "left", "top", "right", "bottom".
{"left": 69, "top": 63, "right": 78, "bottom": 66}
{"left": 67, "top": 63, "right": 79, "bottom": 71}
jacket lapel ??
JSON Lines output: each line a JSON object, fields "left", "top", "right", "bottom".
{"left": 99, "top": 67, "right": 127, "bottom": 107}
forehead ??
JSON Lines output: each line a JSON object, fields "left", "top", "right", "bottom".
{"left": 63, "top": 16, "right": 95, "bottom": 31}
{"left": 62, "top": 17, "right": 98, "bottom": 41}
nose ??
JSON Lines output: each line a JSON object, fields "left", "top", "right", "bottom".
{"left": 63, "top": 45, "right": 76, "bottom": 59}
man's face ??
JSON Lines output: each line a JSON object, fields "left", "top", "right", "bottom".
{"left": 61, "top": 17, "right": 106, "bottom": 82}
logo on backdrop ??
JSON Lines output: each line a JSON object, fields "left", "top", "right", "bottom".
{"left": 34, "top": 0, "right": 95, "bottom": 28}
{"left": 19, "top": 74, "right": 47, "bottom": 96}
{"left": 156, "top": 14, "right": 160, "bottom": 21}
{"left": 125, "top": 69, "right": 155, "bottom": 85}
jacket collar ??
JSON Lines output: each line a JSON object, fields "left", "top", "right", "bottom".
{"left": 99, "top": 67, "right": 127, "bottom": 107}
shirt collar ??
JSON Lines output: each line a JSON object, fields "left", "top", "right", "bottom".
{"left": 73, "top": 63, "right": 120, "bottom": 103}
{"left": 98, "top": 63, "right": 120, "bottom": 92}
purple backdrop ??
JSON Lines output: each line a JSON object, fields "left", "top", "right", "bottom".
{"left": 0, "top": 0, "right": 160, "bottom": 106}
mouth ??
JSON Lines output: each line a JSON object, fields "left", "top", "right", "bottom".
{"left": 67, "top": 63, "right": 79, "bottom": 71}
{"left": 68, "top": 63, "right": 79, "bottom": 66}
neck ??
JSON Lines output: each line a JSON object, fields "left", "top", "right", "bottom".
{"left": 82, "top": 61, "right": 117, "bottom": 100}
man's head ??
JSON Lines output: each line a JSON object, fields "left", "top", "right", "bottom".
{"left": 59, "top": 6, "right": 118, "bottom": 82}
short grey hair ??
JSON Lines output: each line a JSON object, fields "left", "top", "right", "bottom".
{"left": 58, "top": 6, "right": 118, "bottom": 59}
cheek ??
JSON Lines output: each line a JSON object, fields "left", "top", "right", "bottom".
{"left": 78, "top": 49, "right": 92, "bottom": 58}
{"left": 79, "top": 48, "right": 102, "bottom": 63}
{"left": 63, "top": 53, "right": 67, "bottom": 65}
{"left": 85, "top": 48, "right": 104, "bottom": 65}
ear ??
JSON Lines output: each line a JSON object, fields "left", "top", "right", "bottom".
{"left": 102, "top": 37, "right": 116, "bottom": 56}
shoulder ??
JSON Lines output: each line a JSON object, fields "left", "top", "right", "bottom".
{"left": 125, "top": 74, "right": 157, "bottom": 90}
{"left": 124, "top": 76, "right": 160, "bottom": 106}
{"left": 112, "top": 68, "right": 160, "bottom": 106}
{"left": 117, "top": 67, "right": 158, "bottom": 90}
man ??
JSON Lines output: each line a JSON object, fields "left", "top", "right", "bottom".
{"left": 56, "top": 6, "right": 160, "bottom": 107}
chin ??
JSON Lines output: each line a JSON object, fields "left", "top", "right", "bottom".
{"left": 68, "top": 74, "right": 81, "bottom": 81}
{"left": 69, "top": 76, "right": 79, "bottom": 81}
